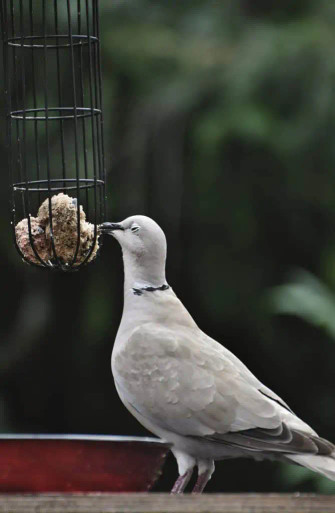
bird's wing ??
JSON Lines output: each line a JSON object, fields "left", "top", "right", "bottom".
{"left": 203, "top": 335, "right": 293, "bottom": 413}
{"left": 114, "top": 323, "right": 287, "bottom": 438}
{"left": 113, "top": 323, "right": 332, "bottom": 456}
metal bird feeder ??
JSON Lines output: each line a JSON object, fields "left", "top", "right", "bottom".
{"left": 0, "top": 0, "right": 106, "bottom": 271}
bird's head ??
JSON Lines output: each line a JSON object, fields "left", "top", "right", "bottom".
{"left": 100, "top": 215, "right": 167, "bottom": 286}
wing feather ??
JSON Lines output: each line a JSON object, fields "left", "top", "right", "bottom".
{"left": 113, "top": 322, "right": 333, "bottom": 459}
{"left": 113, "top": 323, "right": 282, "bottom": 437}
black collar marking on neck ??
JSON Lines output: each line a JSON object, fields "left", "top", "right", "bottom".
{"left": 132, "top": 284, "right": 170, "bottom": 296}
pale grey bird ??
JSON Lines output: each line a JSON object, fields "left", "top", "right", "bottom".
{"left": 101, "top": 215, "right": 335, "bottom": 493}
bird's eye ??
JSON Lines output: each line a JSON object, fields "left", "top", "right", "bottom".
{"left": 130, "top": 225, "right": 140, "bottom": 233}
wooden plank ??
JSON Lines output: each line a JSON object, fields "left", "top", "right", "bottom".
{"left": 0, "top": 493, "right": 334, "bottom": 513}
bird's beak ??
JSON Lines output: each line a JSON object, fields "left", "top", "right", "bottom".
{"left": 99, "top": 222, "right": 124, "bottom": 235}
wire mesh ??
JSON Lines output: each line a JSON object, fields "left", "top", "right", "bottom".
{"left": 0, "top": 0, "right": 106, "bottom": 271}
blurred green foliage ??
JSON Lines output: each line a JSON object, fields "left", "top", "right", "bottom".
{"left": 270, "top": 269, "right": 335, "bottom": 338}
{"left": 1, "top": 0, "right": 335, "bottom": 493}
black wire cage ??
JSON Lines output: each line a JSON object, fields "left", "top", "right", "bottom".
{"left": 0, "top": 0, "right": 106, "bottom": 271}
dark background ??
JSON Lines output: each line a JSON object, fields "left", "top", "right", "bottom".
{"left": 1, "top": 0, "right": 335, "bottom": 493}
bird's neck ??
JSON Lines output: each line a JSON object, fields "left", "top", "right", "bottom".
{"left": 122, "top": 251, "right": 167, "bottom": 295}
{"left": 115, "top": 252, "right": 198, "bottom": 348}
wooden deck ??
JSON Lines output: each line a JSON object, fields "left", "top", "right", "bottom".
{"left": 0, "top": 493, "right": 334, "bottom": 513}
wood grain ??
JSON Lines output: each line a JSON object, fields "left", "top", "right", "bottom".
{"left": 0, "top": 493, "right": 334, "bottom": 513}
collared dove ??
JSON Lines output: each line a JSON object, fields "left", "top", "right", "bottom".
{"left": 101, "top": 215, "right": 335, "bottom": 493}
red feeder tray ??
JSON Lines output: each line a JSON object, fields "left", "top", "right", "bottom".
{"left": 0, "top": 435, "right": 170, "bottom": 493}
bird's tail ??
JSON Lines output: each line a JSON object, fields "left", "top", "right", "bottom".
{"left": 287, "top": 453, "right": 335, "bottom": 481}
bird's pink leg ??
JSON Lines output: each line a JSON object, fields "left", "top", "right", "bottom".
{"left": 192, "top": 461, "right": 215, "bottom": 494}
{"left": 170, "top": 468, "right": 193, "bottom": 494}
{"left": 192, "top": 469, "right": 212, "bottom": 494}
